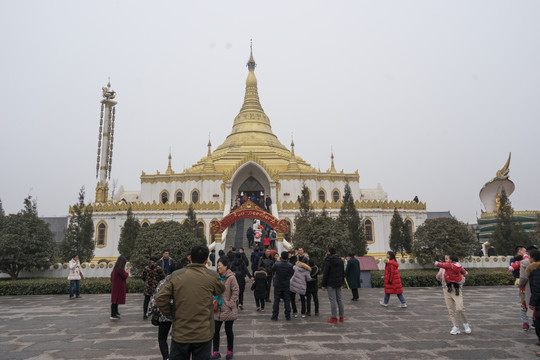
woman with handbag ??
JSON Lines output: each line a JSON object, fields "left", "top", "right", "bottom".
{"left": 147, "top": 261, "right": 181, "bottom": 360}
{"left": 110, "top": 256, "right": 129, "bottom": 320}
{"left": 212, "top": 257, "right": 239, "bottom": 360}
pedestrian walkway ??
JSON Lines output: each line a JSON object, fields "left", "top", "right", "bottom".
{"left": 0, "top": 286, "right": 536, "bottom": 359}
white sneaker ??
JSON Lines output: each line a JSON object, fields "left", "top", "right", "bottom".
{"left": 379, "top": 300, "right": 388, "bottom": 307}
{"left": 463, "top": 323, "right": 471, "bottom": 334}
{"left": 399, "top": 303, "right": 407, "bottom": 308}
{"left": 450, "top": 326, "right": 460, "bottom": 335}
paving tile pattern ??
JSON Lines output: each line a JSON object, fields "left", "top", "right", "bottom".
{"left": 0, "top": 286, "right": 538, "bottom": 359}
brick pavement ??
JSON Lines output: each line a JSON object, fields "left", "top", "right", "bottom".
{"left": 0, "top": 286, "right": 538, "bottom": 359}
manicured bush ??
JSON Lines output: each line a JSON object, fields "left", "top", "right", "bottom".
{"left": 370, "top": 268, "right": 514, "bottom": 288}
{"left": 0, "top": 277, "right": 144, "bottom": 296}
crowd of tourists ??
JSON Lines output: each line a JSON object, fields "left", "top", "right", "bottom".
{"left": 232, "top": 193, "right": 272, "bottom": 212}
{"left": 66, "top": 236, "right": 540, "bottom": 359}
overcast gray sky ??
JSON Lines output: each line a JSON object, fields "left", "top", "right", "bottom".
{"left": 1, "top": 1, "right": 539, "bottom": 224}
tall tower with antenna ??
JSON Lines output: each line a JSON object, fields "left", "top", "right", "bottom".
{"left": 95, "top": 81, "right": 117, "bottom": 203}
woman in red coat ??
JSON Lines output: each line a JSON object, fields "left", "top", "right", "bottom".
{"left": 110, "top": 256, "right": 130, "bottom": 320}
{"left": 379, "top": 251, "right": 407, "bottom": 308}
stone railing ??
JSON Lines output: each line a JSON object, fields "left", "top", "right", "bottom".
{"left": 0, "top": 262, "right": 129, "bottom": 279}
{"left": 1, "top": 256, "right": 512, "bottom": 279}
{"left": 373, "top": 256, "right": 513, "bottom": 271}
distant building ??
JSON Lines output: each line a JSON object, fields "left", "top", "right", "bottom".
{"left": 40, "top": 217, "right": 67, "bottom": 244}
{"left": 477, "top": 153, "right": 539, "bottom": 243}
{"left": 427, "top": 211, "right": 454, "bottom": 220}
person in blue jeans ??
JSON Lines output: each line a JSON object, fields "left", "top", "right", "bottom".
{"left": 67, "top": 255, "right": 84, "bottom": 299}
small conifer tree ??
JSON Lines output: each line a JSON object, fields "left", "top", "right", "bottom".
{"left": 60, "top": 187, "right": 94, "bottom": 262}
{"left": 118, "top": 206, "right": 140, "bottom": 260}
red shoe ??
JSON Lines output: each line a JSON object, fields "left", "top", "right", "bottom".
{"left": 327, "top": 317, "right": 338, "bottom": 324}
{"left": 339, "top": 317, "right": 344, "bottom": 323}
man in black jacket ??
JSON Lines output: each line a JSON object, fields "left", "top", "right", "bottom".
{"left": 321, "top": 247, "right": 345, "bottom": 324}
{"left": 271, "top": 251, "right": 294, "bottom": 321}
{"left": 258, "top": 249, "right": 275, "bottom": 302}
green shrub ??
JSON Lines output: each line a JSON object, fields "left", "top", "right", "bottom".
{"left": 370, "top": 268, "right": 514, "bottom": 288}
{"left": 0, "top": 277, "right": 144, "bottom": 296}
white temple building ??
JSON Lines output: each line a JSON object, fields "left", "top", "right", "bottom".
{"left": 89, "top": 49, "right": 427, "bottom": 261}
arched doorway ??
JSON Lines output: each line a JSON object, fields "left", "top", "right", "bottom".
{"left": 238, "top": 176, "right": 264, "bottom": 199}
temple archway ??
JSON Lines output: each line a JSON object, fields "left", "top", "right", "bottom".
{"left": 210, "top": 200, "right": 289, "bottom": 241}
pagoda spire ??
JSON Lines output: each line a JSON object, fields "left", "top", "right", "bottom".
{"left": 203, "top": 137, "right": 216, "bottom": 172}
{"left": 213, "top": 42, "right": 288, "bottom": 152}
{"left": 95, "top": 80, "right": 117, "bottom": 203}
{"left": 287, "top": 135, "right": 300, "bottom": 171}
{"left": 166, "top": 151, "right": 174, "bottom": 175}
{"left": 330, "top": 150, "right": 337, "bottom": 173}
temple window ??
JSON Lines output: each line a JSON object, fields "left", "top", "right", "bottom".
{"left": 160, "top": 191, "right": 169, "bottom": 204}
{"left": 197, "top": 220, "right": 205, "bottom": 238}
{"left": 318, "top": 189, "right": 326, "bottom": 202}
{"left": 96, "top": 221, "right": 107, "bottom": 247}
{"left": 405, "top": 219, "right": 414, "bottom": 240}
{"left": 364, "top": 218, "right": 374, "bottom": 243}
{"left": 332, "top": 190, "right": 340, "bottom": 202}
{"left": 175, "top": 190, "right": 183, "bottom": 203}
{"left": 191, "top": 190, "right": 199, "bottom": 204}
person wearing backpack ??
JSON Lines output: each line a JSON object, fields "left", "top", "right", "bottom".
{"left": 230, "top": 252, "right": 251, "bottom": 310}
{"left": 246, "top": 226, "right": 254, "bottom": 248}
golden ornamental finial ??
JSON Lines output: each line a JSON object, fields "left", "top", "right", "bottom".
{"left": 102, "top": 80, "right": 116, "bottom": 100}
{"left": 247, "top": 40, "right": 256, "bottom": 70}
{"left": 330, "top": 149, "right": 336, "bottom": 173}
{"left": 496, "top": 152, "right": 511, "bottom": 179}
{"left": 166, "top": 151, "right": 173, "bottom": 175}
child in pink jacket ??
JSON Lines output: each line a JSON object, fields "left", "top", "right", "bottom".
{"left": 435, "top": 254, "right": 467, "bottom": 296}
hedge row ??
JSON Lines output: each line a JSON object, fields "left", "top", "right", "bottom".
{"left": 0, "top": 268, "right": 514, "bottom": 296}
{"left": 369, "top": 268, "right": 515, "bottom": 288}
{"left": 0, "top": 277, "right": 144, "bottom": 296}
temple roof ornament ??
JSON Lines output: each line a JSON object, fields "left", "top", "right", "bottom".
{"left": 479, "top": 152, "right": 515, "bottom": 214}
{"left": 165, "top": 152, "right": 174, "bottom": 175}
{"left": 329, "top": 151, "right": 337, "bottom": 173}
{"left": 102, "top": 81, "right": 116, "bottom": 100}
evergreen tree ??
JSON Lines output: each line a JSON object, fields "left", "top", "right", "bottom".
{"left": 293, "top": 209, "right": 351, "bottom": 267}
{"left": 0, "top": 198, "right": 5, "bottom": 217}
{"left": 0, "top": 198, "right": 5, "bottom": 231}
{"left": 22, "top": 195, "right": 37, "bottom": 215}
{"left": 0, "top": 196, "right": 55, "bottom": 279}
{"left": 412, "top": 217, "right": 479, "bottom": 265}
{"left": 183, "top": 204, "right": 205, "bottom": 240}
{"left": 402, "top": 220, "right": 412, "bottom": 255}
{"left": 294, "top": 184, "right": 315, "bottom": 236}
{"left": 490, "top": 190, "right": 529, "bottom": 255}
{"left": 60, "top": 187, "right": 94, "bottom": 262}
{"left": 130, "top": 221, "right": 205, "bottom": 275}
{"left": 117, "top": 206, "right": 140, "bottom": 260}
{"left": 338, "top": 183, "right": 367, "bottom": 255}
{"left": 532, "top": 214, "right": 540, "bottom": 246}
{"left": 389, "top": 208, "right": 408, "bottom": 256}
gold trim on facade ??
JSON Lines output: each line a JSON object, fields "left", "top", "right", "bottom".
{"left": 480, "top": 210, "right": 540, "bottom": 218}
{"left": 89, "top": 200, "right": 222, "bottom": 213}
{"left": 141, "top": 173, "right": 224, "bottom": 184}
{"left": 280, "top": 199, "right": 427, "bottom": 210}
{"left": 279, "top": 173, "right": 359, "bottom": 182}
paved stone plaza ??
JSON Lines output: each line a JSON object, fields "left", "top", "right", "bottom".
{"left": 0, "top": 286, "right": 538, "bottom": 360}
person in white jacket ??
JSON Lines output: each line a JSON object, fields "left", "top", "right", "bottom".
{"left": 68, "top": 255, "right": 84, "bottom": 299}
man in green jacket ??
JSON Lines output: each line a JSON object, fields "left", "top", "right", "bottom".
{"left": 156, "top": 245, "right": 225, "bottom": 360}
